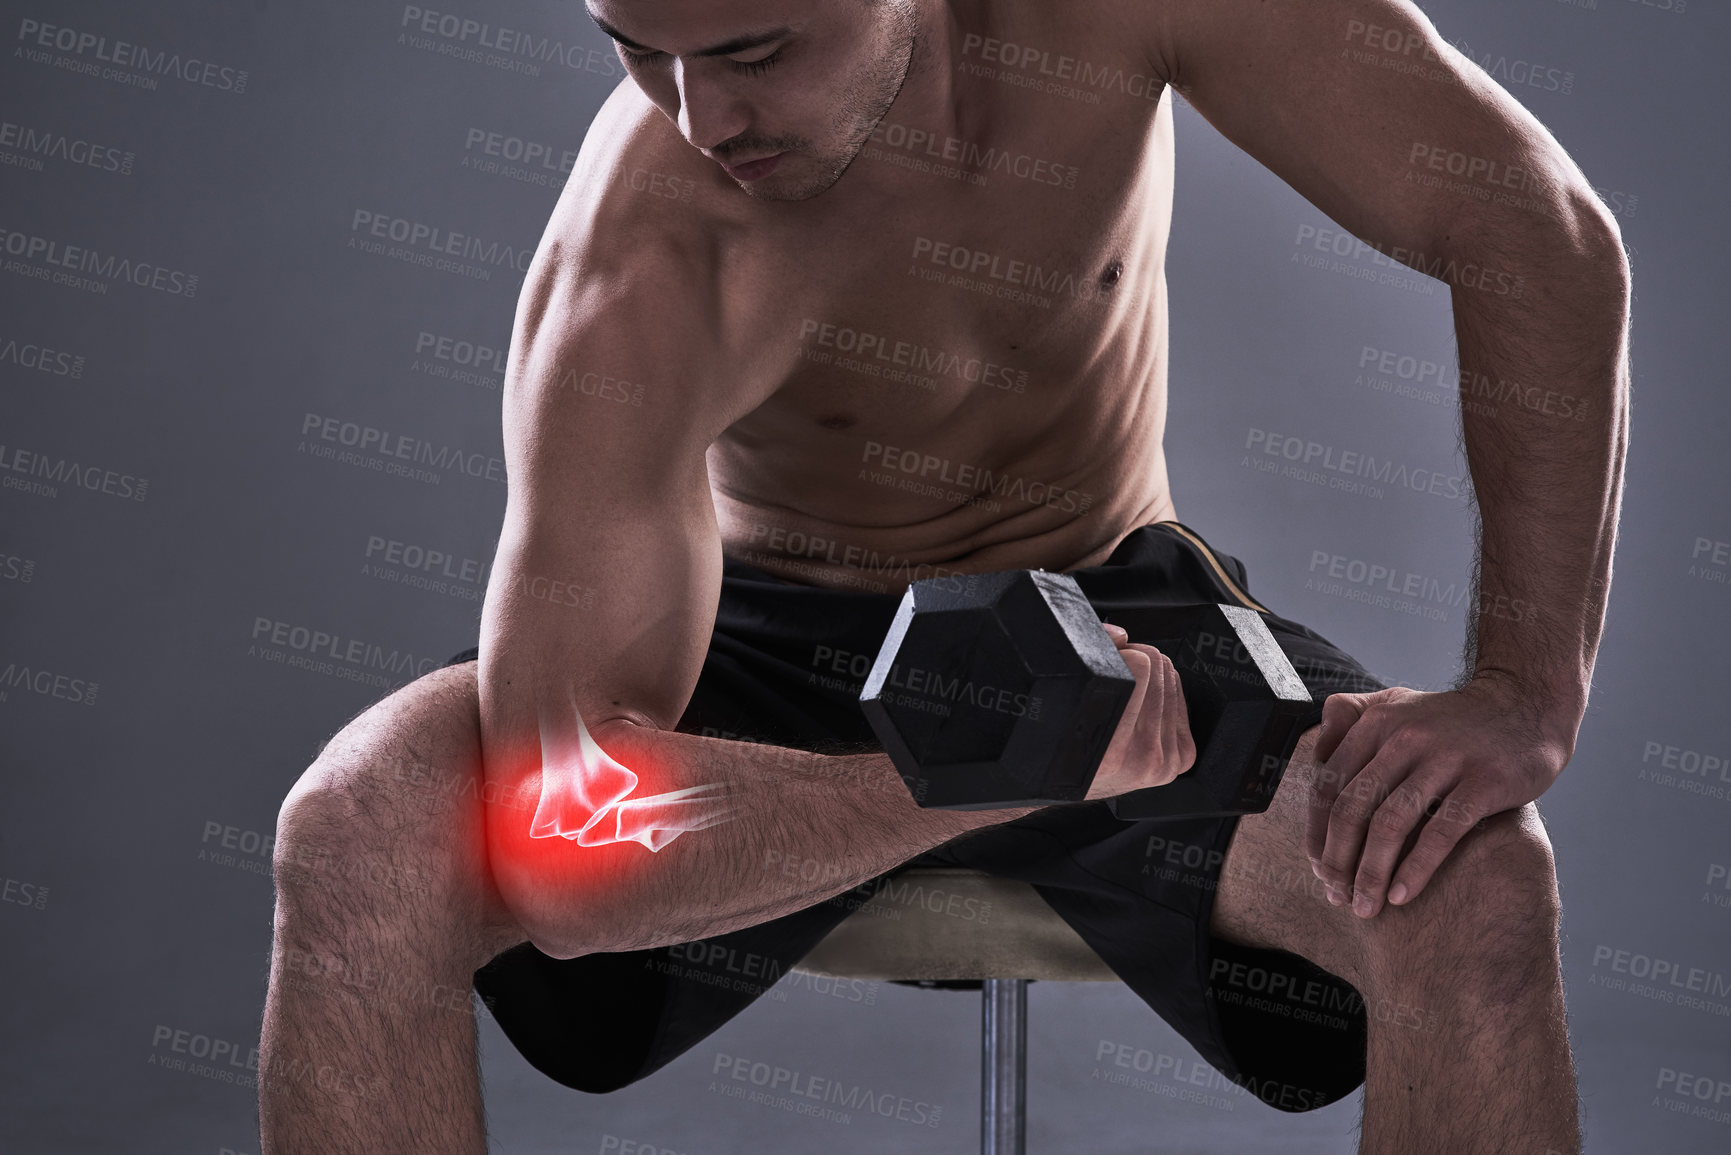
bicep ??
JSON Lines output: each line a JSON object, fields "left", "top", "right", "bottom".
{"left": 1161, "top": 0, "right": 1597, "bottom": 254}
{"left": 482, "top": 483, "right": 722, "bottom": 740}
{"left": 477, "top": 246, "right": 739, "bottom": 772}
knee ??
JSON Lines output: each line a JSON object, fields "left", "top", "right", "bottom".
{"left": 1373, "top": 805, "right": 1561, "bottom": 999}
{"left": 272, "top": 665, "right": 482, "bottom": 911}
{"left": 272, "top": 754, "right": 372, "bottom": 905}
{"left": 1444, "top": 803, "right": 1561, "bottom": 933}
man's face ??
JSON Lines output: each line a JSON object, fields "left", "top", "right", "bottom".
{"left": 590, "top": 0, "right": 917, "bottom": 200}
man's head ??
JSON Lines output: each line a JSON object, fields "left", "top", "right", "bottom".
{"left": 589, "top": 0, "right": 919, "bottom": 200}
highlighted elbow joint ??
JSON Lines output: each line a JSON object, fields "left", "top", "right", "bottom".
{"left": 529, "top": 702, "right": 734, "bottom": 852}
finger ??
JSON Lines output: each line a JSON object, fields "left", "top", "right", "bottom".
{"left": 1386, "top": 789, "right": 1487, "bottom": 908}
{"left": 1317, "top": 744, "right": 1416, "bottom": 905}
{"left": 1304, "top": 781, "right": 1332, "bottom": 870}
{"left": 1313, "top": 692, "right": 1369, "bottom": 765}
{"left": 1124, "top": 645, "right": 1169, "bottom": 772}
{"left": 1350, "top": 772, "right": 1452, "bottom": 918}
{"left": 1312, "top": 696, "right": 1382, "bottom": 813}
{"left": 1120, "top": 645, "right": 1153, "bottom": 716}
{"left": 1101, "top": 644, "right": 1177, "bottom": 796}
{"left": 1101, "top": 646, "right": 1154, "bottom": 780}
{"left": 1160, "top": 656, "right": 1196, "bottom": 774}
{"left": 1306, "top": 696, "right": 1377, "bottom": 868}
{"left": 1102, "top": 622, "right": 1129, "bottom": 645}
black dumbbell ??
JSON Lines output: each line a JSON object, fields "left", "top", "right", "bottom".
{"left": 857, "top": 570, "right": 1313, "bottom": 819}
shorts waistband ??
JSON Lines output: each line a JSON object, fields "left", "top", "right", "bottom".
{"left": 722, "top": 519, "right": 1267, "bottom": 611}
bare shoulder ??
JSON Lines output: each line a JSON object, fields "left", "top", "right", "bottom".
{"left": 1138, "top": 0, "right": 1450, "bottom": 88}
{"left": 508, "top": 82, "right": 782, "bottom": 442}
{"left": 1082, "top": 0, "right": 1266, "bottom": 82}
{"left": 1037, "top": 0, "right": 1174, "bottom": 80}
{"left": 538, "top": 80, "right": 753, "bottom": 285}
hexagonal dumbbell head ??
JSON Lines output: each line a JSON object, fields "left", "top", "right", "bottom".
{"left": 860, "top": 570, "right": 1135, "bottom": 809}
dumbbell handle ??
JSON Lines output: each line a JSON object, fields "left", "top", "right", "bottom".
{"left": 1101, "top": 603, "right": 1313, "bottom": 820}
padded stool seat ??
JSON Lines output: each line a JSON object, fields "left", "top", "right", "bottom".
{"left": 793, "top": 867, "right": 1118, "bottom": 982}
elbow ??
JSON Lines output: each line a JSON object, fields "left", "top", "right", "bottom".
{"left": 516, "top": 913, "right": 605, "bottom": 962}
{"left": 478, "top": 739, "right": 628, "bottom": 961}
{"left": 489, "top": 850, "right": 624, "bottom": 961}
{"left": 490, "top": 822, "right": 693, "bottom": 960}
{"left": 478, "top": 715, "right": 682, "bottom": 960}
{"left": 502, "top": 874, "right": 679, "bottom": 961}
{"left": 1556, "top": 184, "right": 1632, "bottom": 300}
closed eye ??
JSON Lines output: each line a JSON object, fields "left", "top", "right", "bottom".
{"left": 730, "top": 48, "right": 782, "bottom": 76}
{"left": 616, "top": 43, "right": 785, "bottom": 76}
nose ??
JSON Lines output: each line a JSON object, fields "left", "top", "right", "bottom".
{"left": 673, "top": 58, "right": 748, "bottom": 151}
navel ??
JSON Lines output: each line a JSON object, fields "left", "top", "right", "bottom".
{"left": 1099, "top": 258, "right": 1124, "bottom": 290}
{"left": 817, "top": 413, "right": 857, "bottom": 431}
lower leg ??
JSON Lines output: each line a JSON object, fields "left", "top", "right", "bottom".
{"left": 1215, "top": 733, "right": 1579, "bottom": 1155}
{"left": 261, "top": 876, "right": 492, "bottom": 1153}
{"left": 259, "top": 667, "right": 523, "bottom": 1155}
{"left": 1353, "top": 824, "right": 1578, "bottom": 1153}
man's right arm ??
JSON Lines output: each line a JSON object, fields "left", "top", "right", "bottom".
{"left": 474, "top": 166, "right": 1044, "bottom": 959}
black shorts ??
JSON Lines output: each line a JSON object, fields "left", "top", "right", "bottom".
{"left": 449, "top": 520, "right": 1388, "bottom": 1112}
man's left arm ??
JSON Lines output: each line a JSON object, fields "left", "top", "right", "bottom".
{"left": 1149, "top": 0, "right": 1631, "bottom": 915}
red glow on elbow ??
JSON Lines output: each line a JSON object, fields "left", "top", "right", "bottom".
{"left": 481, "top": 731, "right": 684, "bottom": 898}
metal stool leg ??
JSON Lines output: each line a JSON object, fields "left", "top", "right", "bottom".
{"left": 981, "top": 978, "right": 1028, "bottom": 1155}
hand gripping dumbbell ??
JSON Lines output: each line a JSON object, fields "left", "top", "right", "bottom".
{"left": 857, "top": 569, "right": 1313, "bottom": 820}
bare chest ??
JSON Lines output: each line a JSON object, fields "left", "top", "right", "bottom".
{"left": 731, "top": 78, "right": 1172, "bottom": 457}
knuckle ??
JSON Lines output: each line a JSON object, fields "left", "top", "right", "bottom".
{"left": 1438, "top": 792, "right": 1485, "bottom": 830}
{"left": 1338, "top": 773, "right": 1385, "bottom": 815}
{"left": 1406, "top": 834, "right": 1453, "bottom": 877}
{"left": 1322, "top": 830, "right": 1362, "bottom": 867}
{"left": 1310, "top": 762, "right": 1349, "bottom": 797}
{"left": 1383, "top": 728, "right": 1430, "bottom": 761}
{"left": 1355, "top": 862, "right": 1388, "bottom": 890}
{"left": 1322, "top": 817, "right": 1360, "bottom": 852}
{"left": 1367, "top": 806, "right": 1410, "bottom": 841}
{"left": 1317, "top": 854, "right": 1352, "bottom": 881}
{"left": 1385, "top": 782, "right": 1432, "bottom": 823}
{"left": 1155, "top": 737, "right": 1184, "bottom": 783}
{"left": 1358, "top": 699, "right": 1397, "bottom": 728}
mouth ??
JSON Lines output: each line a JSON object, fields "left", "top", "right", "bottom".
{"left": 717, "top": 152, "right": 785, "bottom": 181}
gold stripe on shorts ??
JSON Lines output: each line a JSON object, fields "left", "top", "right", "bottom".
{"left": 1157, "top": 522, "right": 1271, "bottom": 615}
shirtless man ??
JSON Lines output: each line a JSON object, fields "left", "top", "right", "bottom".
{"left": 260, "top": 0, "right": 1629, "bottom": 1151}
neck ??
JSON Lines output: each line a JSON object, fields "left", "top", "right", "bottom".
{"left": 835, "top": 0, "right": 976, "bottom": 200}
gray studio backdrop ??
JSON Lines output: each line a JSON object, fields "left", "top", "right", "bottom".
{"left": 2, "top": 1, "right": 1726, "bottom": 1152}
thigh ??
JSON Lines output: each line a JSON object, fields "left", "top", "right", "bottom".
{"left": 1210, "top": 724, "right": 1372, "bottom": 991}
{"left": 284, "top": 660, "right": 526, "bottom": 962}
{"left": 299, "top": 660, "right": 484, "bottom": 824}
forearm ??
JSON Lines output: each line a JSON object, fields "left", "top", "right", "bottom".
{"left": 489, "top": 722, "right": 1035, "bottom": 957}
{"left": 1448, "top": 194, "right": 1631, "bottom": 736}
